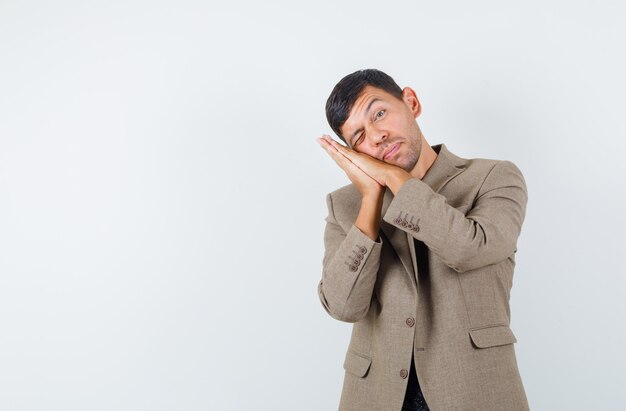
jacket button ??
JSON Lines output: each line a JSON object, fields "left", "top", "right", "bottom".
{"left": 413, "top": 225, "right": 420, "bottom": 232}
{"left": 405, "top": 317, "right": 415, "bottom": 327}
{"left": 393, "top": 218, "right": 401, "bottom": 224}
{"left": 349, "top": 265, "right": 358, "bottom": 272}
{"left": 352, "top": 258, "right": 360, "bottom": 265}
{"left": 401, "top": 221, "right": 407, "bottom": 227}
{"left": 358, "top": 246, "right": 367, "bottom": 254}
{"left": 400, "top": 369, "right": 408, "bottom": 379}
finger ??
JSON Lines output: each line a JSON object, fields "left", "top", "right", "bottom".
{"left": 317, "top": 136, "right": 345, "bottom": 160}
{"left": 322, "top": 135, "right": 354, "bottom": 161}
{"left": 321, "top": 134, "right": 344, "bottom": 149}
{"left": 317, "top": 135, "right": 372, "bottom": 180}
{"left": 316, "top": 136, "right": 335, "bottom": 148}
{"left": 319, "top": 143, "right": 380, "bottom": 186}
{"left": 317, "top": 136, "right": 342, "bottom": 157}
{"left": 319, "top": 138, "right": 361, "bottom": 173}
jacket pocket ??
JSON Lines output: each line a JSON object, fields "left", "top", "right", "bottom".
{"left": 469, "top": 324, "right": 517, "bottom": 348}
{"left": 343, "top": 350, "right": 372, "bottom": 377}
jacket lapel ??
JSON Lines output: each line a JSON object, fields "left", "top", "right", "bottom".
{"left": 379, "top": 143, "right": 466, "bottom": 285}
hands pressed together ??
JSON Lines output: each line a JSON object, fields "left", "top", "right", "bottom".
{"left": 316, "top": 134, "right": 411, "bottom": 198}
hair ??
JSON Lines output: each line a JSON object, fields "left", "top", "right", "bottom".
{"left": 325, "top": 69, "right": 404, "bottom": 143}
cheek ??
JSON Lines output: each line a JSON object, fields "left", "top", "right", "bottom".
{"left": 388, "top": 119, "right": 407, "bottom": 134}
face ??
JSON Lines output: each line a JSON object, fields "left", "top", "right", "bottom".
{"left": 340, "top": 85, "right": 423, "bottom": 172}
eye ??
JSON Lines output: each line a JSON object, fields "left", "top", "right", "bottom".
{"left": 353, "top": 134, "right": 363, "bottom": 146}
{"left": 375, "top": 109, "right": 385, "bottom": 119}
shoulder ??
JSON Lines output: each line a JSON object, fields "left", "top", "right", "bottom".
{"left": 327, "top": 182, "right": 359, "bottom": 200}
{"left": 436, "top": 145, "right": 527, "bottom": 199}
{"left": 457, "top": 153, "right": 527, "bottom": 197}
{"left": 450, "top": 147, "right": 525, "bottom": 181}
{"left": 324, "top": 183, "right": 361, "bottom": 218}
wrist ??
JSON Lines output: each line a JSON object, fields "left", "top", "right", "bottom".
{"left": 362, "top": 188, "right": 384, "bottom": 202}
{"left": 386, "top": 168, "right": 412, "bottom": 195}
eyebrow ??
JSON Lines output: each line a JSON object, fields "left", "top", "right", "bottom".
{"left": 349, "top": 98, "right": 382, "bottom": 145}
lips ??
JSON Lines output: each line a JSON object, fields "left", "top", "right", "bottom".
{"left": 383, "top": 143, "right": 400, "bottom": 160}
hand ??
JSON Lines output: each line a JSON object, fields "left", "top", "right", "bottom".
{"left": 317, "top": 135, "right": 413, "bottom": 195}
{"left": 316, "top": 134, "right": 384, "bottom": 198}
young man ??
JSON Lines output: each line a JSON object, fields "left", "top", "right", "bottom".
{"left": 316, "top": 69, "right": 530, "bottom": 411}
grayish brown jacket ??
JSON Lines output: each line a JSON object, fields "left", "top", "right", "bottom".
{"left": 318, "top": 143, "right": 530, "bottom": 411}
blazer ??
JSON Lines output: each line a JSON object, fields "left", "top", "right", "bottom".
{"left": 318, "top": 143, "right": 530, "bottom": 411}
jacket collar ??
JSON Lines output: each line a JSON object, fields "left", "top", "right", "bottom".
{"left": 421, "top": 143, "right": 466, "bottom": 193}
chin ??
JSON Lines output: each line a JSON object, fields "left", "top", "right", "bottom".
{"left": 402, "top": 156, "right": 419, "bottom": 173}
{"left": 400, "top": 164, "right": 413, "bottom": 173}
{"left": 392, "top": 160, "right": 411, "bottom": 172}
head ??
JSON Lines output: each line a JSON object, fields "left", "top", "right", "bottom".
{"left": 325, "top": 69, "right": 425, "bottom": 172}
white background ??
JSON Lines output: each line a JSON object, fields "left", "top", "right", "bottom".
{"left": 1, "top": 0, "right": 625, "bottom": 410}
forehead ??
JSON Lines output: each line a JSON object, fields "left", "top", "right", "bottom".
{"left": 342, "top": 86, "right": 397, "bottom": 133}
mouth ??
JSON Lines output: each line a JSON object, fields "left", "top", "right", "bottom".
{"left": 383, "top": 143, "right": 401, "bottom": 160}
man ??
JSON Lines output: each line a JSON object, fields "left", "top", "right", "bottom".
{"left": 316, "top": 69, "right": 530, "bottom": 411}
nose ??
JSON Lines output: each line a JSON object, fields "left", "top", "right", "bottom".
{"left": 369, "top": 125, "right": 387, "bottom": 146}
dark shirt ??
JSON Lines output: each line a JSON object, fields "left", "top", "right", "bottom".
{"left": 401, "top": 353, "right": 430, "bottom": 411}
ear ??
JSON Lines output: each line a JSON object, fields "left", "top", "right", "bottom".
{"left": 401, "top": 87, "right": 422, "bottom": 118}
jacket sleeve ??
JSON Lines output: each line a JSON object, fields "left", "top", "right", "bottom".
{"left": 317, "top": 192, "right": 384, "bottom": 323}
{"left": 382, "top": 160, "right": 528, "bottom": 273}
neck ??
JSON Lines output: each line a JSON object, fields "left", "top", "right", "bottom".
{"left": 409, "top": 140, "right": 438, "bottom": 180}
